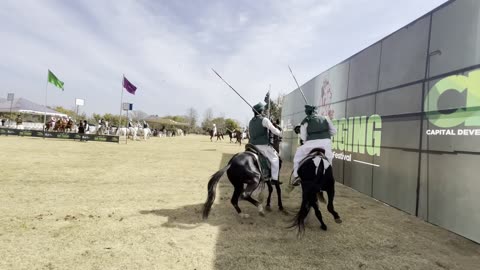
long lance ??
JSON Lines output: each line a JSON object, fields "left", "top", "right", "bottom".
{"left": 267, "top": 84, "right": 271, "bottom": 120}
{"left": 288, "top": 65, "right": 309, "bottom": 105}
{"left": 211, "top": 68, "right": 261, "bottom": 115}
{"left": 267, "top": 85, "right": 271, "bottom": 143}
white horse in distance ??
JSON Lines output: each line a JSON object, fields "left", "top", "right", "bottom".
{"left": 116, "top": 126, "right": 139, "bottom": 140}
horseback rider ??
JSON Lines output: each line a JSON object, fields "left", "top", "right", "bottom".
{"left": 99, "top": 118, "right": 106, "bottom": 127}
{"left": 15, "top": 114, "right": 23, "bottom": 130}
{"left": 78, "top": 121, "right": 85, "bottom": 134}
{"left": 292, "top": 105, "right": 337, "bottom": 184}
{"left": 248, "top": 102, "right": 282, "bottom": 183}
{"left": 212, "top": 123, "right": 217, "bottom": 137}
{"left": 143, "top": 120, "right": 149, "bottom": 129}
{"left": 83, "top": 120, "right": 89, "bottom": 133}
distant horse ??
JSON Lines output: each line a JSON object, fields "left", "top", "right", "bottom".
{"left": 209, "top": 129, "right": 223, "bottom": 142}
{"left": 65, "top": 119, "right": 74, "bottom": 133}
{"left": 116, "top": 126, "right": 139, "bottom": 140}
{"left": 137, "top": 127, "right": 152, "bottom": 141}
{"left": 226, "top": 129, "right": 243, "bottom": 145}
{"left": 54, "top": 119, "right": 66, "bottom": 132}
{"left": 116, "top": 127, "right": 128, "bottom": 136}
{"left": 45, "top": 120, "right": 55, "bottom": 131}
{"left": 226, "top": 129, "right": 235, "bottom": 143}
{"left": 96, "top": 125, "right": 107, "bottom": 135}
{"left": 290, "top": 149, "right": 342, "bottom": 235}
{"left": 128, "top": 126, "right": 139, "bottom": 140}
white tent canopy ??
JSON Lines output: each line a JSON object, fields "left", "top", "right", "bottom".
{"left": 0, "top": 97, "right": 67, "bottom": 117}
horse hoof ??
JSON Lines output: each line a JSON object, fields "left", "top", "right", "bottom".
{"left": 266, "top": 205, "right": 272, "bottom": 212}
{"left": 335, "top": 218, "right": 343, "bottom": 224}
{"left": 258, "top": 205, "right": 265, "bottom": 217}
{"left": 239, "top": 213, "right": 250, "bottom": 219}
{"left": 321, "top": 224, "right": 327, "bottom": 231}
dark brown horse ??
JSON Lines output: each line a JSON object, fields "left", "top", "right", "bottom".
{"left": 65, "top": 119, "right": 74, "bottom": 132}
{"left": 226, "top": 129, "right": 243, "bottom": 145}
{"left": 53, "top": 119, "right": 67, "bottom": 132}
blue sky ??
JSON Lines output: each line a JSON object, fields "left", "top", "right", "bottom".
{"left": 0, "top": 0, "right": 446, "bottom": 124}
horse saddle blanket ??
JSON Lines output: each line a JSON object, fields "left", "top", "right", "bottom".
{"left": 298, "top": 148, "right": 331, "bottom": 176}
{"left": 245, "top": 143, "right": 271, "bottom": 180}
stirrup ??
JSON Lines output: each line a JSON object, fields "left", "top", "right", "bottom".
{"left": 291, "top": 176, "right": 301, "bottom": 186}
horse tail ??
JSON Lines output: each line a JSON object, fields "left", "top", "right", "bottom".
{"left": 202, "top": 164, "right": 231, "bottom": 219}
{"left": 289, "top": 189, "right": 314, "bottom": 236}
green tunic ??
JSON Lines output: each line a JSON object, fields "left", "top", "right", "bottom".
{"left": 302, "top": 115, "right": 330, "bottom": 141}
{"left": 249, "top": 116, "right": 268, "bottom": 145}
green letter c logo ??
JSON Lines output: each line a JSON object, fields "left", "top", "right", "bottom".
{"left": 425, "top": 74, "right": 469, "bottom": 128}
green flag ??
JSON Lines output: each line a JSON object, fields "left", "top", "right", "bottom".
{"left": 48, "top": 70, "right": 64, "bottom": 91}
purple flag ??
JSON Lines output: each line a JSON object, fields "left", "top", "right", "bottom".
{"left": 123, "top": 76, "right": 137, "bottom": 95}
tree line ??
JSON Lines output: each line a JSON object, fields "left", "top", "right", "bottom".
{"left": 49, "top": 92, "right": 284, "bottom": 134}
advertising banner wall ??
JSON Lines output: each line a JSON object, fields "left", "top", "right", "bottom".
{"left": 280, "top": 0, "right": 480, "bottom": 243}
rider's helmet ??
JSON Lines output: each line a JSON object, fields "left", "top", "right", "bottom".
{"left": 304, "top": 105, "right": 317, "bottom": 116}
{"left": 253, "top": 102, "right": 265, "bottom": 115}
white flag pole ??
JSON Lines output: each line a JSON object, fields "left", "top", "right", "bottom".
{"left": 44, "top": 71, "right": 49, "bottom": 136}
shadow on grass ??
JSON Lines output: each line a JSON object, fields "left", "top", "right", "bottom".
{"left": 140, "top": 153, "right": 239, "bottom": 229}
{"left": 139, "top": 152, "right": 308, "bottom": 269}
{"left": 138, "top": 146, "right": 480, "bottom": 269}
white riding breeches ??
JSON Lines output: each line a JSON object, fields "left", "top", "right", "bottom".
{"left": 293, "top": 139, "right": 333, "bottom": 178}
{"left": 255, "top": 145, "right": 280, "bottom": 181}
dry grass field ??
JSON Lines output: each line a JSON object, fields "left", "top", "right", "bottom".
{"left": 0, "top": 135, "right": 479, "bottom": 270}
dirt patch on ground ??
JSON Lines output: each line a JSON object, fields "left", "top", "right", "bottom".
{"left": 0, "top": 135, "right": 479, "bottom": 269}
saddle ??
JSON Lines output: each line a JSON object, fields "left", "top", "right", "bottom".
{"left": 298, "top": 148, "right": 328, "bottom": 170}
{"left": 291, "top": 148, "right": 329, "bottom": 187}
{"left": 245, "top": 143, "right": 271, "bottom": 180}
